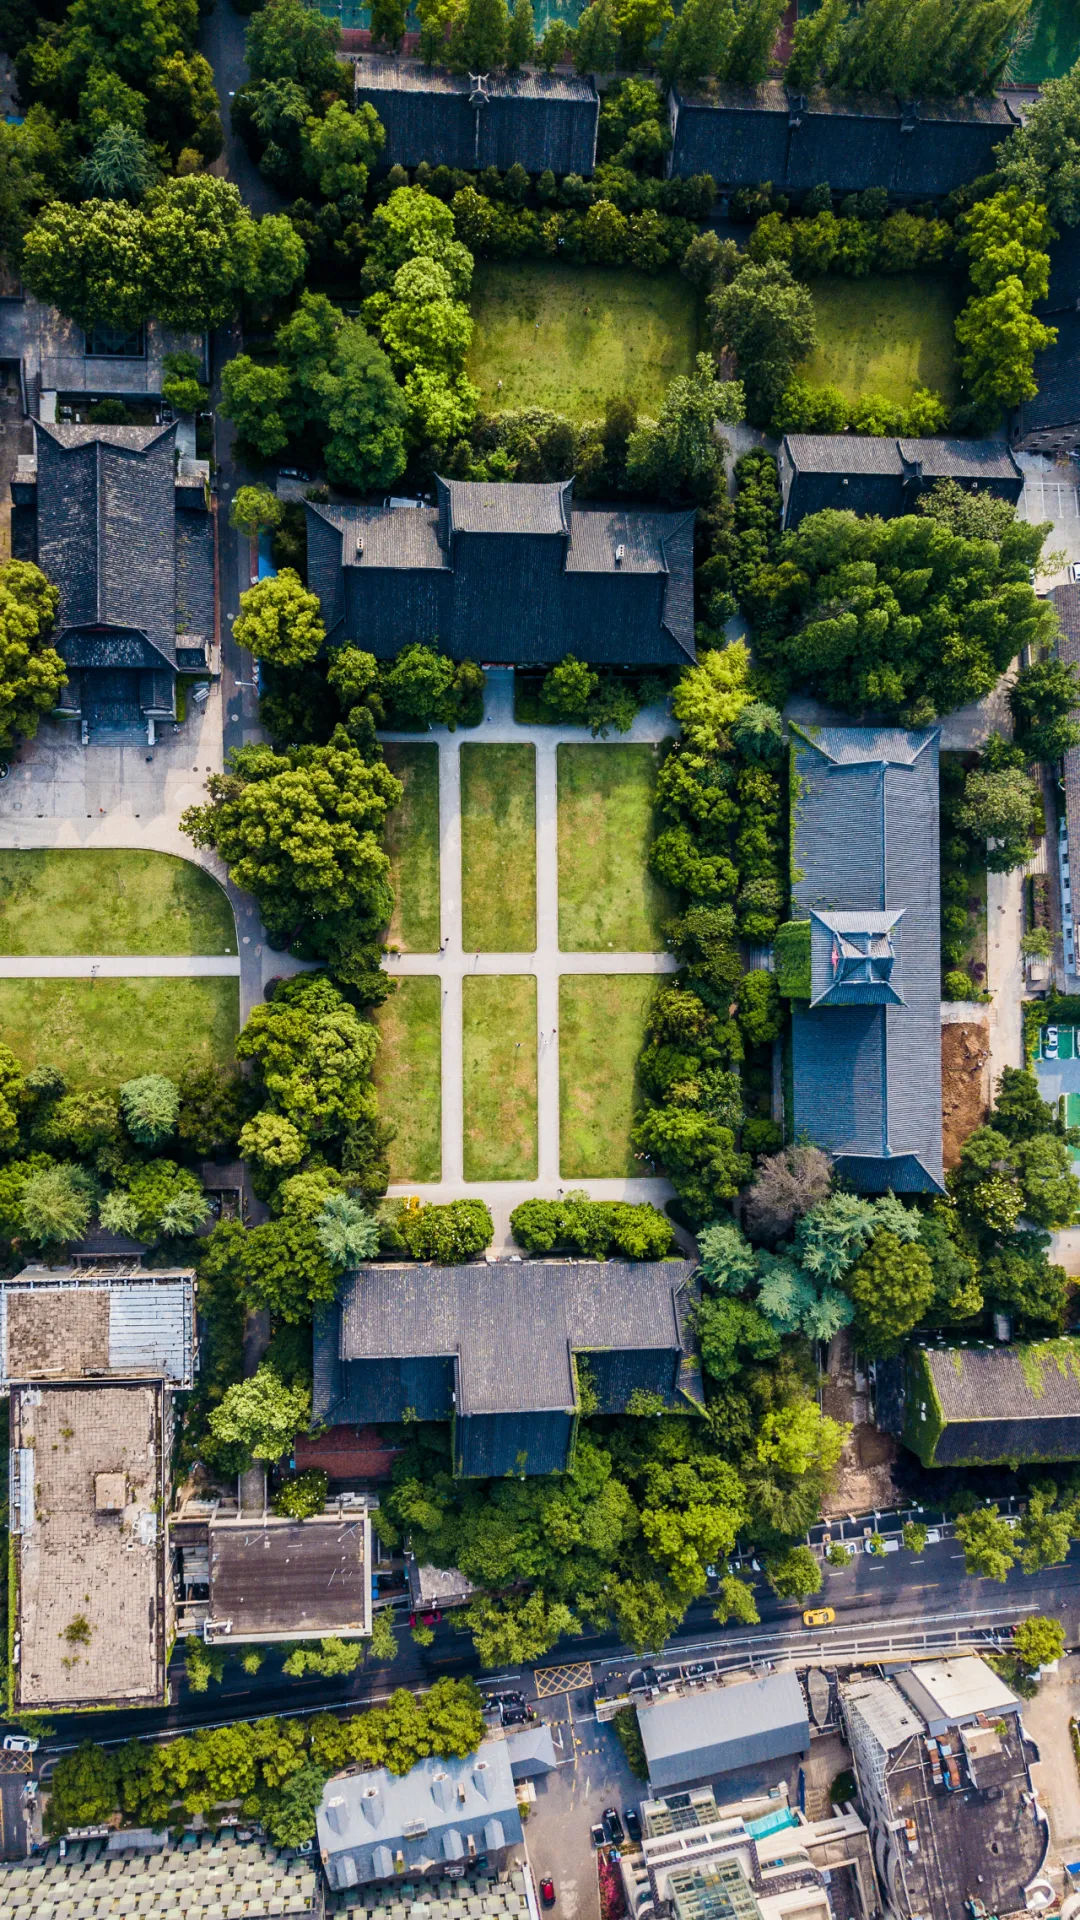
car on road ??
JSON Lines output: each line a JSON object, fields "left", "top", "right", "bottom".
{"left": 802, "top": 1607, "right": 835, "bottom": 1628}
{"left": 539, "top": 1879, "right": 556, "bottom": 1907}
{"left": 591, "top": 1825, "right": 606, "bottom": 1849}
{"left": 604, "top": 1809, "right": 624, "bottom": 1844}
{"left": 2, "top": 1735, "right": 37, "bottom": 1754}
{"left": 684, "top": 1661, "right": 716, "bottom": 1678}
{"left": 624, "top": 1809, "right": 642, "bottom": 1843}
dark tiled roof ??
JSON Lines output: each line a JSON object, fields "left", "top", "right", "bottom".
{"left": 791, "top": 725, "right": 944, "bottom": 1194}
{"left": 1037, "top": 230, "right": 1080, "bottom": 318}
{"left": 32, "top": 421, "right": 209, "bottom": 684}
{"left": 924, "top": 1343, "right": 1080, "bottom": 1465}
{"left": 307, "top": 484, "right": 697, "bottom": 666}
{"left": 354, "top": 56, "right": 598, "bottom": 175}
{"left": 669, "top": 83, "right": 1017, "bottom": 196}
{"left": 779, "top": 436, "right": 1023, "bottom": 528}
{"left": 1015, "top": 309, "right": 1080, "bottom": 442}
{"left": 314, "top": 1259, "right": 701, "bottom": 1477}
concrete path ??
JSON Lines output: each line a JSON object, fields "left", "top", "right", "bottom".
{"left": 986, "top": 863, "right": 1026, "bottom": 1091}
{"left": 0, "top": 956, "right": 241, "bottom": 977}
{"left": 383, "top": 669, "right": 679, "bottom": 1249}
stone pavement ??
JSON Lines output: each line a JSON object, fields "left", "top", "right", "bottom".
{"left": 1018, "top": 1657, "right": 1080, "bottom": 1859}
{"left": 0, "top": 686, "right": 308, "bottom": 1021}
{"left": 382, "top": 669, "right": 679, "bottom": 1249}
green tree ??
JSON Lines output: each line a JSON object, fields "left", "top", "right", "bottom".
{"left": 182, "top": 734, "right": 400, "bottom": 945}
{"left": 230, "top": 485, "right": 284, "bottom": 540}
{"left": 401, "top": 1199, "right": 493, "bottom": 1262}
{"left": 0, "top": 560, "right": 65, "bottom": 751}
{"left": 506, "top": 0, "right": 535, "bottom": 65}
{"left": 842, "top": 1230, "right": 935, "bottom": 1356}
{"left": 301, "top": 99, "right": 383, "bottom": 200}
{"left": 670, "top": 638, "right": 751, "bottom": 752}
{"left": 283, "top": 1637, "right": 364, "bottom": 1676}
{"left": 369, "top": 1610, "right": 398, "bottom": 1661}
{"left": 756, "top": 1402, "right": 846, "bottom": 1478}
{"left": 626, "top": 352, "right": 743, "bottom": 500}
{"left": 315, "top": 1191, "right": 380, "bottom": 1266}
{"left": 100, "top": 1160, "right": 209, "bottom": 1240}
{"left": 725, "top": 0, "right": 786, "bottom": 84}
{"left": 1013, "top": 1613, "right": 1066, "bottom": 1671}
{"left": 639, "top": 1454, "right": 746, "bottom": 1598}
{"left": 201, "top": 1215, "right": 337, "bottom": 1321}
{"left": 78, "top": 122, "right": 156, "bottom": 197}
{"left": 542, "top": 655, "right": 599, "bottom": 718}
{"left": 448, "top": 0, "right": 510, "bottom": 67}
{"left": 955, "top": 280, "right": 1056, "bottom": 417}
{"left": 247, "top": 0, "right": 346, "bottom": 97}
{"left": 902, "top": 1521, "right": 928, "bottom": 1552}
{"left": 237, "top": 973, "right": 379, "bottom": 1143}
{"left": 1010, "top": 657, "right": 1080, "bottom": 763}
{"left": 44, "top": 1744, "right": 120, "bottom": 1831}
{"left": 119, "top": 1072, "right": 179, "bottom": 1146}
{"left": 235, "top": 570, "right": 325, "bottom": 669}
{"left": 784, "top": 0, "right": 845, "bottom": 89}
{"left": 573, "top": 0, "right": 620, "bottom": 71}
{"left": 998, "top": 60, "right": 1080, "bottom": 227}
{"left": 20, "top": 1163, "right": 93, "bottom": 1246}
{"left": 208, "top": 1365, "right": 312, "bottom": 1463}
{"left": 660, "top": 0, "right": 734, "bottom": 88}
{"left": 765, "top": 1545, "right": 822, "bottom": 1600}
{"left": 370, "top": 0, "right": 409, "bottom": 44}
{"left": 954, "top": 1506, "right": 1016, "bottom": 1582}
{"left": 615, "top": 0, "right": 673, "bottom": 66}
{"left": 712, "top": 1573, "right": 760, "bottom": 1626}
{"left": 365, "top": 187, "right": 472, "bottom": 299}
{"left": 1016, "top": 1484, "right": 1075, "bottom": 1574}
{"left": 958, "top": 763, "right": 1040, "bottom": 871}
{"left": 0, "top": 1044, "right": 23, "bottom": 1154}
{"left": 461, "top": 1591, "right": 578, "bottom": 1667}
{"left": 537, "top": 18, "right": 571, "bottom": 66}
{"left": 219, "top": 358, "right": 297, "bottom": 458}
{"left": 709, "top": 261, "right": 817, "bottom": 422}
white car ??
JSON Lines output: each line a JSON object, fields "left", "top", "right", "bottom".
{"left": 2, "top": 1735, "right": 38, "bottom": 1754}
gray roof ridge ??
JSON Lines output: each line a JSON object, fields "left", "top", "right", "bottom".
{"left": 59, "top": 620, "right": 179, "bottom": 675}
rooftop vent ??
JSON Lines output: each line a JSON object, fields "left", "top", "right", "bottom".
{"left": 361, "top": 1786, "right": 384, "bottom": 1828}
{"left": 615, "top": 543, "right": 626, "bottom": 565}
{"left": 473, "top": 1761, "right": 493, "bottom": 1801}
{"left": 432, "top": 1771, "right": 455, "bottom": 1812}
{"left": 356, "top": 534, "right": 364, "bottom": 557}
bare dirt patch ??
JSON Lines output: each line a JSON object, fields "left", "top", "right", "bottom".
{"left": 942, "top": 1019, "right": 990, "bottom": 1170}
{"left": 821, "top": 1329, "right": 900, "bottom": 1516}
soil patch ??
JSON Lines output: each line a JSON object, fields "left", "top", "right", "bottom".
{"left": 942, "top": 1019, "right": 990, "bottom": 1171}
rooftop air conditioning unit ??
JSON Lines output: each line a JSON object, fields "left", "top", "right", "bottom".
{"left": 615, "top": 543, "right": 626, "bottom": 564}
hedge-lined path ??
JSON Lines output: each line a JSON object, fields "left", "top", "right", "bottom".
{"left": 381, "top": 669, "right": 680, "bottom": 1250}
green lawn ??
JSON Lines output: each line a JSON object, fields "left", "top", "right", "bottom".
{"left": 0, "top": 850, "right": 236, "bottom": 955}
{"left": 801, "top": 275, "right": 960, "bottom": 408}
{"left": 0, "top": 978, "right": 239, "bottom": 1087}
{"left": 461, "top": 744, "right": 537, "bottom": 951}
{"left": 1009, "top": 0, "right": 1080, "bottom": 80}
{"left": 383, "top": 743, "right": 440, "bottom": 953}
{"left": 463, "top": 975, "right": 538, "bottom": 1181}
{"left": 559, "top": 974, "right": 655, "bottom": 1177}
{"left": 558, "top": 744, "right": 674, "bottom": 951}
{"left": 374, "top": 977, "right": 442, "bottom": 1183}
{"left": 467, "top": 261, "right": 700, "bottom": 421}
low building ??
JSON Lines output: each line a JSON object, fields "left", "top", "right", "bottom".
{"left": 12, "top": 419, "right": 213, "bottom": 735}
{"left": 624, "top": 1782, "right": 877, "bottom": 1920}
{"left": 788, "top": 725, "right": 944, "bottom": 1195}
{"left": 666, "top": 84, "right": 1017, "bottom": 197}
{"left": 0, "top": 290, "right": 206, "bottom": 421}
{"left": 316, "top": 1742, "right": 524, "bottom": 1890}
{"left": 305, "top": 479, "right": 697, "bottom": 669}
{"left": 505, "top": 1723, "right": 557, "bottom": 1781}
{"left": 638, "top": 1673, "right": 810, "bottom": 1794}
{"left": 0, "top": 1829, "right": 318, "bottom": 1918}
{"left": 6, "top": 1264, "right": 194, "bottom": 1712}
{"left": 406, "top": 1555, "right": 476, "bottom": 1612}
{"left": 313, "top": 1257, "right": 702, "bottom": 1478}
{"left": 0, "top": 1264, "right": 195, "bottom": 1390}
{"left": 841, "top": 1664, "right": 1047, "bottom": 1920}
{"left": 1012, "top": 310, "right": 1080, "bottom": 454}
{"left": 203, "top": 1507, "right": 373, "bottom": 1645}
{"left": 893, "top": 1340, "right": 1080, "bottom": 1467}
{"left": 777, "top": 436, "right": 1024, "bottom": 529}
{"left": 353, "top": 57, "right": 598, "bottom": 175}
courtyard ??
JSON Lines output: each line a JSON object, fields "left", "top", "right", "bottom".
{"left": 377, "top": 671, "right": 678, "bottom": 1242}
{"left": 800, "top": 274, "right": 961, "bottom": 410}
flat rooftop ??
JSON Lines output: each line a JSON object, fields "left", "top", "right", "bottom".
{"left": 884, "top": 1717, "right": 1045, "bottom": 1920}
{"left": 206, "top": 1513, "right": 372, "bottom": 1643}
{"left": 12, "top": 1383, "right": 165, "bottom": 1709}
{"left": 0, "top": 1266, "right": 195, "bottom": 1388}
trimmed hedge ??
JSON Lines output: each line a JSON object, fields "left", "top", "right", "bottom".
{"left": 775, "top": 920, "right": 811, "bottom": 999}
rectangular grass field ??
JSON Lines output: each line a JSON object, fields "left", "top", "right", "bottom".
{"left": 559, "top": 973, "right": 655, "bottom": 1177}
{"left": 800, "top": 275, "right": 960, "bottom": 408}
{"left": 462, "top": 975, "right": 538, "bottom": 1181}
{"left": 0, "top": 977, "right": 239, "bottom": 1086}
{"left": 383, "top": 743, "right": 440, "bottom": 953}
{"left": 0, "top": 849, "right": 236, "bottom": 954}
{"left": 557, "top": 743, "right": 674, "bottom": 951}
{"left": 374, "top": 976, "right": 442, "bottom": 1184}
{"left": 467, "top": 261, "right": 700, "bottom": 421}
{"left": 460, "top": 743, "right": 536, "bottom": 951}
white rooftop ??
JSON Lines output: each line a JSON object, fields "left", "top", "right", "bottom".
{"left": 894, "top": 1656, "right": 1019, "bottom": 1727}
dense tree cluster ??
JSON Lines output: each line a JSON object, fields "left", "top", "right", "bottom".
{"left": 45, "top": 1681, "right": 486, "bottom": 1845}
{"left": 510, "top": 1194, "right": 674, "bottom": 1258}
{"left": 954, "top": 190, "right": 1057, "bottom": 422}
{"left": 0, "top": 560, "right": 66, "bottom": 751}
{"left": 998, "top": 58, "right": 1080, "bottom": 229}
{"left": 743, "top": 490, "right": 1057, "bottom": 723}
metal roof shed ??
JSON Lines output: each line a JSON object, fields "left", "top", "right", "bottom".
{"left": 639, "top": 1673, "right": 810, "bottom": 1792}
{"left": 893, "top": 1658, "right": 1020, "bottom": 1735}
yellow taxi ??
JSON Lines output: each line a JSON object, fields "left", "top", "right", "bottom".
{"left": 802, "top": 1607, "right": 836, "bottom": 1628}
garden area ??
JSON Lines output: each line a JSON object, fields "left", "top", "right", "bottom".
{"left": 558, "top": 744, "right": 673, "bottom": 951}
{"left": 462, "top": 974, "right": 538, "bottom": 1181}
{"left": 799, "top": 275, "right": 961, "bottom": 410}
{"left": 461, "top": 743, "right": 537, "bottom": 951}
{"left": 383, "top": 744, "right": 440, "bottom": 954}
{"left": 0, "top": 850, "right": 236, "bottom": 955}
{"left": 0, "top": 978, "right": 238, "bottom": 1087}
{"left": 466, "top": 262, "right": 700, "bottom": 421}
{"left": 559, "top": 973, "right": 655, "bottom": 1178}
{"left": 374, "top": 976, "right": 442, "bottom": 1183}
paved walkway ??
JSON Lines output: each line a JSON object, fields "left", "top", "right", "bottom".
{"left": 0, "top": 956, "right": 241, "bottom": 977}
{"left": 382, "top": 670, "right": 678, "bottom": 1249}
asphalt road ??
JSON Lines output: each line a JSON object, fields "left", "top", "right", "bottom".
{"left": 38, "top": 1535, "right": 1080, "bottom": 1754}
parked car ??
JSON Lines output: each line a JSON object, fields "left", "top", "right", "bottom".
{"left": 2, "top": 1735, "right": 37, "bottom": 1754}
{"left": 591, "top": 1825, "right": 606, "bottom": 1849}
{"left": 539, "top": 1879, "right": 556, "bottom": 1907}
{"left": 603, "top": 1809, "right": 624, "bottom": 1844}
{"left": 624, "top": 1809, "right": 642, "bottom": 1843}
{"left": 802, "top": 1607, "right": 836, "bottom": 1628}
